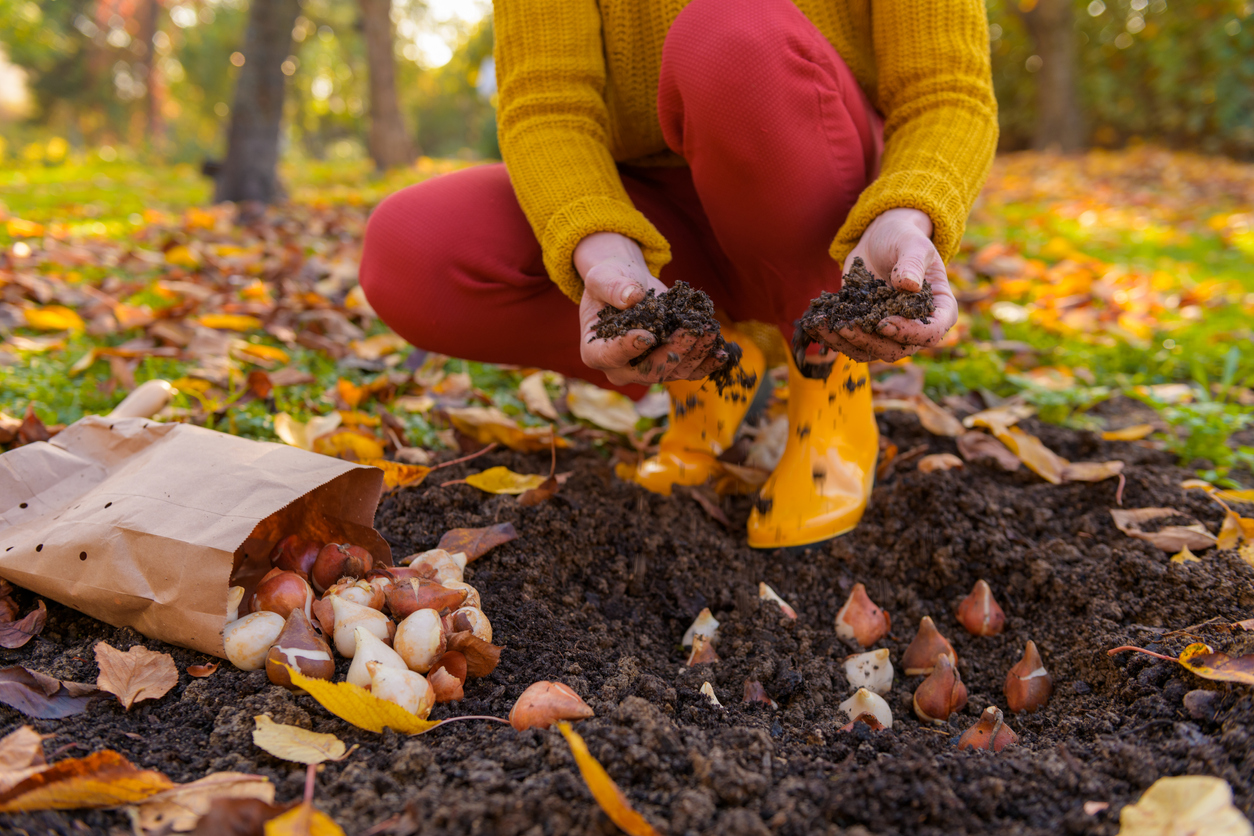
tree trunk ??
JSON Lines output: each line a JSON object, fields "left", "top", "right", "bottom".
{"left": 137, "top": 0, "right": 164, "bottom": 150}
{"left": 214, "top": 0, "right": 301, "bottom": 205}
{"left": 1019, "top": 0, "right": 1084, "bottom": 152}
{"left": 360, "top": 0, "right": 415, "bottom": 170}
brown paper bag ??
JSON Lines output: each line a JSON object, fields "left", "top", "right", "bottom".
{"left": 0, "top": 415, "right": 391, "bottom": 657}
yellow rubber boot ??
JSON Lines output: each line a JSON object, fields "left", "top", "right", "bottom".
{"left": 624, "top": 328, "right": 765, "bottom": 496}
{"left": 747, "top": 350, "right": 878, "bottom": 548}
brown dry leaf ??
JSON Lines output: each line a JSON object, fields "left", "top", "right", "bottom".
{"left": 1101, "top": 424, "right": 1155, "bottom": 441}
{"left": 518, "top": 476, "right": 560, "bottom": 507}
{"left": 689, "top": 489, "right": 731, "bottom": 527}
{"left": 445, "top": 632, "right": 503, "bottom": 678}
{"left": 557, "top": 722, "right": 659, "bottom": 836}
{"left": 94, "top": 642, "right": 178, "bottom": 711}
{"left": 956, "top": 431, "right": 1022, "bottom": 471}
{"left": 135, "top": 772, "right": 275, "bottom": 834}
{"left": 1110, "top": 508, "right": 1218, "bottom": 553}
{"left": 0, "top": 726, "right": 51, "bottom": 795}
{"left": 251, "top": 716, "right": 349, "bottom": 766}
{"left": 359, "top": 458, "right": 431, "bottom": 491}
{"left": 187, "top": 662, "right": 219, "bottom": 678}
{"left": 348, "top": 333, "right": 409, "bottom": 361}
{"left": 0, "top": 667, "right": 97, "bottom": 719}
{"left": 247, "top": 370, "right": 274, "bottom": 399}
{"left": 995, "top": 427, "right": 1067, "bottom": 484}
{"left": 911, "top": 395, "right": 965, "bottom": 437}
{"left": 0, "top": 601, "right": 47, "bottom": 649}
{"left": 566, "top": 381, "right": 640, "bottom": 434}
{"left": 263, "top": 801, "right": 346, "bottom": 836}
{"left": 437, "top": 523, "right": 519, "bottom": 563}
{"left": 446, "top": 406, "right": 568, "bottom": 453}
{"left": 18, "top": 405, "right": 52, "bottom": 444}
{"left": 872, "top": 364, "right": 925, "bottom": 399}
{"left": 519, "top": 372, "right": 559, "bottom": 420}
{"left": 0, "top": 750, "right": 173, "bottom": 812}
{"left": 917, "top": 453, "right": 964, "bottom": 473}
{"left": 189, "top": 797, "right": 291, "bottom": 836}
{"left": 964, "top": 401, "right": 1035, "bottom": 436}
{"left": 1118, "top": 776, "right": 1251, "bottom": 836}
{"left": 1060, "top": 460, "right": 1125, "bottom": 482}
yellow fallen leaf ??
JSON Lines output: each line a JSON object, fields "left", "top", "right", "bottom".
{"left": 134, "top": 772, "right": 275, "bottom": 833}
{"left": 337, "top": 410, "right": 381, "bottom": 427}
{"left": 232, "top": 342, "right": 290, "bottom": 368}
{"left": 164, "top": 245, "right": 201, "bottom": 268}
{"left": 1216, "top": 489, "right": 1254, "bottom": 504}
{"left": 1239, "top": 542, "right": 1254, "bottom": 567}
{"left": 312, "top": 429, "right": 385, "bottom": 461}
{"left": 917, "top": 453, "right": 964, "bottom": 473}
{"left": 284, "top": 666, "right": 439, "bottom": 734}
{"left": 963, "top": 402, "right": 1035, "bottom": 435}
{"left": 1101, "top": 424, "right": 1155, "bottom": 441}
{"left": 995, "top": 427, "right": 1067, "bottom": 484}
{"left": 519, "top": 372, "right": 559, "bottom": 421}
{"left": 264, "top": 802, "right": 346, "bottom": 836}
{"left": 557, "top": 722, "right": 659, "bottom": 836}
{"left": 1118, "top": 776, "right": 1251, "bottom": 836}
{"left": 336, "top": 379, "right": 368, "bottom": 409}
{"left": 1218, "top": 511, "right": 1242, "bottom": 550}
{"left": 1180, "top": 478, "right": 1215, "bottom": 492}
{"left": 23, "top": 306, "right": 85, "bottom": 332}
{"left": 274, "top": 413, "right": 342, "bottom": 451}
{"left": 911, "top": 395, "right": 964, "bottom": 437}
{"left": 0, "top": 750, "right": 172, "bottom": 812}
{"left": 567, "top": 381, "right": 640, "bottom": 434}
{"left": 446, "top": 407, "right": 567, "bottom": 453}
{"left": 464, "top": 466, "right": 547, "bottom": 495}
{"left": 252, "top": 716, "right": 348, "bottom": 765}
{"left": 360, "top": 459, "right": 431, "bottom": 490}
{"left": 1110, "top": 508, "right": 1218, "bottom": 553}
{"left": 1170, "top": 546, "right": 1200, "bottom": 563}
{"left": 348, "top": 333, "right": 409, "bottom": 361}
{"left": 7, "top": 335, "right": 64, "bottom": 353}
{"left": 1177, "top": 643, "right": 1254, "bottom": 686}
{"left": 6, "top": 218, "right": 44, "bottom": 238}
{"left": 197, "top": 314, "right": 261, "bottom": 332}
{"left": 69, "top": 349, "right": 99, "bottom": 376}
{"left": 392, "top": 395, "right": 434, "bottom": 414}
{"left": 1059, "top": 460, "right": 1125, "bottom": 482}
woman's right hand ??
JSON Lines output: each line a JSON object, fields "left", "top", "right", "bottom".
{"left": 575, "top": 232, "right": 723, "bottom": 387}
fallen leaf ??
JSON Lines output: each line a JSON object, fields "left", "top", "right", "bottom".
{"left": 0, "top": 750, "right": 172, "bottom": 812}
{"left": 911, "top": 395, "right": 965, "bottom": 437}
{"left": 1101, "top": 424, "right": 1155, "bottom": 441}
{"left": 917, "top": 453, "right": 964, "bottom": 473}
{"left": 956, "top": 431, "right": 1021, "bottom": 470}
{"left": 446, "top": 407, "right": 567, "bottom": 453}
{"left": 1060, "top": 460, "right": 1125, "bottom": 482}
{"left": 311, "top": 429, "right": 385, "bottom": 461}
{"left": 0, "top": 667, "right": 97, "bottom": 719}
{"left": 445, "top": 632, "right": 503, "bottom": 678}
{"left": 0, "top": 601, "right": 47, "bottom": 649}
{"left": 557, "top": 722, "right": 659, "bottom": 836}
{"left": 232, "top": 342, "right": 290, "bottom": 369}
{"left": 24, "top": 305, "right": 85, "bottom": 332}
{"left": 392, "top": 395, "right": 435, "bottom": 414}
{"left": 995, "top": 427, "right": 1067, "bottom": 484}
{"left": 247, "top": 371, "right": 274, "bottom": 399}
{"left": 273, "top": 413, "right": 342, "bottom": 451}
{"left": 135, "top": 772, "right": 275, "bottom": 834}
{"left": 518, "top": 476, "right": 560, "bottom": 507}
{"left": 1216, "top": 489, "right": 1254, "bottom": 504}
{"left": 1170, "top": 546, "right": 1200, "bottom": 563}
{"left": 360, "top": 459, "right": 431, "bottom": 490}
{"left": 95, "top": 642, "right": 178, "bottom": 711}
{"left": 336, "top": 378, "right": 368, "bottom": 409}
{"left": 463, "top": 466, "right": 547, "bottom": 495}
{"left": 0, "top": 726, "right": 51, "bottom": 794}
{"left": 189, "top": 797, "right": 291, "bottom": 836}
{"left": 519, "top": 372, "right": 559, "bottom": 420}
{"left": 688, "top": 488, "right": 731, "bottom": 527}
{"left": 1217, "top": 511, "right": 1242, "bottom": 550}
{"left": 187, "top": 663, "right": 219, "bottom": 678}
{"left": 566, "top": 381, "right": 640, "bottom": 434}
{"left": 1118, "top": 776, "right": 1251, "bottom": 836}
{"left": 1177, "top": 643, "right": 1254, "bottom": 686}
{"left": 18, "top": 405, "right": 52, "bottom": 444}
{"left": 1240, "top": 542, "right": 1254, "bottom": 568}
{"left": 264, "top": 802, "right": 346, "bottom": 836}
{"left": 436, "top": 523, "right": 519, "bottom": 562}
{"left": 1110, "top": 508, "right": 1218, "bottom": 552}
{"left": 348, "top": 333, "right": 409, "bottom": 361}
{"left": 963, "top": 401, "right": 1035, "bottom": 435}
{"left": 197, "top": 314, "right": 261, "bottom": 332}
{"left": 251, "top": 716, "right": 349, "bottom": 765}
{"left": 282, "top": 665, "right": 439, "bottom": 734}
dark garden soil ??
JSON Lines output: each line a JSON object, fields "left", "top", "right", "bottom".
{"left": 2, "top": 411, "right": 1253, "bottom": 835}
{"left": 797, "top": 258, "right": 936, "bottom": 338}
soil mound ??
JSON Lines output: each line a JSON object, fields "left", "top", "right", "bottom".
{"left": 798, "top": 257, "right": 936, "bottom": 337}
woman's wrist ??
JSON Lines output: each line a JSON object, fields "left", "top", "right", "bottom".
{"left": 573, "top": 232, "right": 644, "bottom": 280}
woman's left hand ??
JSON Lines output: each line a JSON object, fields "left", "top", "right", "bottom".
{"left": 814, "top": 208, "right": 958, "bottom": 363}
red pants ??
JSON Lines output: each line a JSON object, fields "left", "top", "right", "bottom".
{"left": 360, "top": 0, "right": 882, "bottom": 398}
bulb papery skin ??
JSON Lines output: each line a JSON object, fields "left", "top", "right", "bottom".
{"left": 405, "top": 549, "right": 466, "bottom": 585}
{"left": 901, "top": 616, "right": 958, "bottom": 676}
{"left": 346, "top": 627, "right": 408, "bottom": 688}
{"left": 394, "top": 608, "right": 447, "bottom": 674}
{"left": 844, "top": 648, "right": 894, "bottom": 696}
{"left": 508, "top": 681, "right": 595, "bottom": 730}
{"left": 912, "top": 654, "right": 967, "bottom": 724}
{"left": 682, "top": 608, "right": 720, "bottom": 647}
{"left": 224, "top": 611, "right": 285, "bottom": 671}
{"left": 326, "top": 578, "right": 385, "bottom": 611}
{"left": 265, "top": 609, "right": 335, "bottom": 689}
{"left": 700, "top": 682, "right": 722, "bottom": 707}
{"left": 1005, "top": 640, "right": 1053, "bottom": 713}
{"left": 442, "top": 581, "right": 481, "bottom": 610}
{"left": 834, "top": 584, "right": 891, "bottom": 647}
{"left": 758, "top": 583, "right": 797, "bottom": 619}
{"left": 957, "top": 579, "right": 1005, "bottom": 636}
{"left": 957, "top": 706, "right": 1018, "bottom": 752}
{"left": 226, "top": 586, "right": 246, "bottom": 623}
{"left": 331, "top": 596, "right": 392, "bottom": 658}
{"left": 449, "top": 607, "right": 493, "bottom": 643}
{"left": 838, "top": 687, "right": 893, "bottom": 729}
{"left": 367, "top": 661, "right": 435, "bottom": 718}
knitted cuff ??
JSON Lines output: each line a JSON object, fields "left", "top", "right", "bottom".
{"left": 830, "top": 170, "right": 969, "bottom": 266}
{"left": 541, "top": 196, "right": 673, "bottom": 303}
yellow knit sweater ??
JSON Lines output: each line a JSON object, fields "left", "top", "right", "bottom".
{"left": 494, "top": 0, "right": 999, "bottom": 303}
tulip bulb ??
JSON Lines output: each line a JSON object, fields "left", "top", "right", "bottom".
{"left": 509, "top": 681, "right": 595, "bottom": 731}
{"left": 699, "top": 682, "right": 722, "bottom": 708}
{"left": 1004, "top": 640, "right": 1053, "bottom": 713}
{"left": 346, "top": 627, "right": 408, "bottom": 688}
{"left": 839, "top": 713, "right": 887, "bottom": 733}
{"left": 330, "top": 596, "right": 392, "bottom": 658}
{"left": 270, "top": 535, "right": 321, "bottom": 578}
{"left": 386, "top": 579, "right": 467, "bottom": 620}
{"left": 226, "top": 586, "right": 246, "bottom": 623}
{"left": 758, "top": 583, "right": 797, "bottom": 619}
{"left": 325, "top": 578, "right": 386, "bottom": 611}
{"left": 311, "top": 543, "right": 373, "bottom": 593}
{"left": 682, "top": 608, "right": 720, "bottom": 647}
{"left": 265, "top": 609, "right": 335, "bottom": 689}
{"left": 957, "top": 579, "right": 1005, "bottom": 637}
{"left": 686, "top": 635, "right": 719, "bottom": 666}
{"left": 441, "top": 581, "right": 481, "bottom": 611}
{"left": 367, "top": 661, "right": 435, "bottom": 718}
{"left": 743, "top": 680, "right": 778, "bottom": 709}
{"left": 834, "top": 584, "right": 891, "bottom": 647}
{"left": 844, "top": 648, "right": 893, "bottom": 696}
{"left": 957, "top": 706, "right": 1018, "bottom": 752}
{"left": 394, "top": 608, "right": 447, "bottom": 673}
{"left": 912, "top": 654, "right": 967, "bottom": 724}
{"left": 428, "top": 652, "right": 467, "bottom": 703}
{"left": 838, "top": 687, "right": 893, "bottom": 729}
{"left": 403, "top": 549, "right": 466, "bottom": 585}
{"left": 901, "top": 616, "right": 957, "bottom": 676}
{"left": 224, "top": 611, "right": 285, "bottom": 671}
{"left": 251, "top": 569, "right": 314, "bottom": 622}
{"left": 449, "top": 607, "right": 492, "bottom": 644}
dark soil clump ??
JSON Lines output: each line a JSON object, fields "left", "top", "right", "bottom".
{"left": 797, "top": 257, "right": 936, "bottom": 337}
{"left": 3, "top": 414, "right": 1252, "bottom": 835}
{"left": 593, "top": 281, "right": 755, "bottom": 393}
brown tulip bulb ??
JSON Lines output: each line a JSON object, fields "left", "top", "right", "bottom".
{"left": 250, "top": 569, "right": 314, "bottom": 622}
{"left": 834, "top": 583, "right": 891, "bottom": 647}
{"left": 957, "top": 706, "right": 1018, "bottom": 752}
{"left": 266, "top": 609, "right": 335, "bottom": 689}
{"left": 957, "top": 580, "right": 1005, "bottom": 637}
{"left": 386, "top": 579, "right": 468, "bottom": 620}
{"left": 839, "top": 712, "right": 887, "bottom": 733}
{"left": 311, "top": 543, "right": 373, "bottom": 593}
{"left": 901, "top": 616, "right": 958, "bottom": 676}
{"left": 449, "top": 607, "right": 492, "bottom": 644}
{"left": 508, "top": 681, "right": 594, "bottom": 731}
{"left": 743, "top": 680, "right": 778, "bottom": 709}
{"left": 270, "top": 535, "right": 321, "bottom": 578}
{"left": 686, "top": 635, "right": 719, "bottom": 666}
{"left": 912, "top": 654, "right": 968, "bottom": 724}
{"left": 1004, "top": 640, "right": 1053, "bottom": 713}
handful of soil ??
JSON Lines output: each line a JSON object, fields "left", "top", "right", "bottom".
{"left": 796, "top": 257, "right": 935, "bottom": 337}
{"left": 593, "top": 281, "right": 753, "bottom": 393}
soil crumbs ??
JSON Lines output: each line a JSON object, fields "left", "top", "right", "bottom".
{"left": 3, "top": 413, "right": 1253, "bottom": 836}
{"left": 798, "top": 257, "right": 936, "bottom": 337}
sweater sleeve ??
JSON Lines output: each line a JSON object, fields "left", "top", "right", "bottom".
{"left": 830, "top": 0, "right": 999, "bottom": 266}
{"left": 493, "top": 0, "right": 671, "bottom": 303}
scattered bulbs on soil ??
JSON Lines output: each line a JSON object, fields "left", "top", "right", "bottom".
{"left": 844, "top": 649, "right": 893, "bottom": 696}
{"left": 834, "top": 583, "right": 891, "bottom": 647}
{"left": 839, "top": 688, "right": 893, "bottom": 729}
{"left": 1005, "top": 640, "right": 1053, "bottom": 713}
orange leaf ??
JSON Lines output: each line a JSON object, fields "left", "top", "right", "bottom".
{"left": 311, "top": 429, "right": 385, "bottom": 461}
{"left": 360, "top": 459, "right": 431, "bottom": 490}
{"left": 0, "top": 750, "right": 172, "bottom": 812}
{"left": 336, "top": 379, "right": 367, "bottom": 409}
{"left": 94, "top": 642, "right": 178, "bottom": 711}
{"left": 1101, "top": 424, "right": 1154, "bottom": 441}
{"left": 1217, "top": 511, "right": 1242, "bottom": 550}
{"left": 264, "top": 801, "right": 346, "bottom": 836}
{"left": 557, "top": 722, "right": 659, "bottom": 836}
{"left": 1059, "top": 460, "right": 1125, "bottom": 482}
{"left": 911, "top": 395, "right": 964, "bottom": 437}
{"left": 23, "top": 306, "right": 85, "bottom": 332}
{"left": 197, "top": 314, "right": 261, "bottom": 332}
{"left": 437, "top": 523, "right": 519, "bottom": 562}
{"left": 1178, "top": 643, "right": 1254, "bottom": 686}
{"left": 995, "top": 427, "right": 1067, "bottom": 484}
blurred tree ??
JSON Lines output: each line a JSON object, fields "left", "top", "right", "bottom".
{"left": 1017, "top": 0, "right": 1083, "bottom": 151}
{"left": 213, "top": 0, "right": 300, "bottom": 205}
{"left": 360, "top": 0, "right": 414, "bottom": 168}
{"left": 411, "top": 18, "right": 496, "bottom": 158}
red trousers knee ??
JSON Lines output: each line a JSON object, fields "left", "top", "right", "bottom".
{"left": 359, "top": 0, "right": 882, "bottom": 399}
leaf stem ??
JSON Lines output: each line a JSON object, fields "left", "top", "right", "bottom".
{"left": 432, "top": 443, "right": 498, "bottom": 471}
{"left": 304, "top": 762, "right": 316, "bottom": 805}
{"left": 1107, "top": 645, "right": 1178, "bottom": 661}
